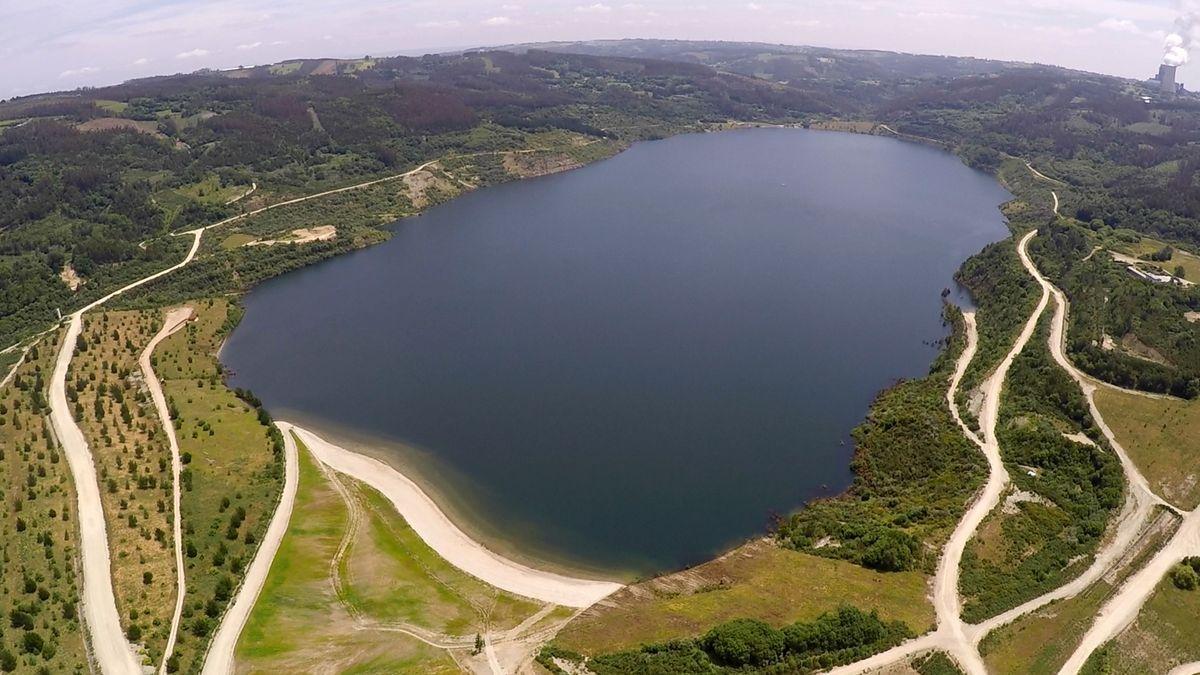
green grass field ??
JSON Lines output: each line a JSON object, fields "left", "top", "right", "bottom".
{"left": 219, "top": 233, "right": 258, "bottom": 250}
{"left": 981, "top": 581, "right": 1113, "bottom": 674}
{"left": 1117, "top": 237, "right": 1200, "bottom": 281}
{"left": 555, "top": 540, "right": 933, "bottom": 656}
{"left": 236, "top": 439, "right": 461, "bottom": 673}
{"left": 1106, "top": 571, "right": 1200, "bottom": 672}
{"left": 341, "top": 486, "right": 540, "bottom": 636}
{"left": 155, "top": 299, "right": 283, "bottom": 673}
{"left": 1094, "top": 388, "right": 1200, "bottom": 510}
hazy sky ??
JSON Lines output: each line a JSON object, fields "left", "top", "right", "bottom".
{"left": 0, "top": 0, "right": 1188, "bottom": 98}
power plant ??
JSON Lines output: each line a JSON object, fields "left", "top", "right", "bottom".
{"left": 1151, "top": 64, "right": 1184, "bottom": 95}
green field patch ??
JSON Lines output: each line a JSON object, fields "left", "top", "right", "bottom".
{"left": 156, "top": 299, "right": 283, "bottom": 673}
{"left": 219, "top": 233, "right": 258, "bottom": 250}
{"left": 1105, "top": 563, "right": 1200, "bottom": 672}
{"left": 555, "top": 540, "right": 932, "bottom": 656}
{"left": 236, "top": 439, "right": 462, "bottom": 673}
{"left": 1095, "top": 388, "right": 1200, "bottom": 510}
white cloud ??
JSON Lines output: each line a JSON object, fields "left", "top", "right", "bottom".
{"left": 236, "top": 41, "right": 263, "bottom": 50}
{"left": 175, "top": 48, "right": 209, "bottom": 59}
{"left": 1095, "top": 17, "right": 1144, "bottom": 35}
{"left": 131, "top": 57, "right": 150, "bottom": 65}
{"left": 483, "top": 16, "right": 514, "bottom": 25}
{"left": 787, "top": 18, "right": 820, "bottom": 27}
{"left": 59, "top": 65, "right": 99, "bottom": 78}
{"left": 501, "top": 3, "right": 523, "bottom": 9}
{"left": 269, "top": 40, "right": 287, "bottom": 46}
{"left": 417, "top": 20, "right": 462, "bottom": 28}
{"left": 576, "top": 3, "right": 612, "bottom": 12}
{"left": 746, "top": 2, "right": 762, "bottom": 10}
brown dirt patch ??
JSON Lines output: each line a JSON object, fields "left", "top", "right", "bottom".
{"left": 76, "top": 117, "right": 164, "bottom": 138}
{"left": 503, "top": 151, "right": 582, "bottom": 178}
{"left": 60, "top": 264, "right": 83, "bottom": 291}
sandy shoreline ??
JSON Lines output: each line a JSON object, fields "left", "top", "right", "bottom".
{"left": 287, "top": 422, "right": 624, "bottom": 607}
{"left": 270, "top": 409, "right": 640, "bottom": 583}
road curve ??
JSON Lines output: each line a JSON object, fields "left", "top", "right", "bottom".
{"left": 289, "top": 424, "right": 624, "bottom": 608}
{"left": 49, "top": 230, "right": 203, "bottom": 674}
{"left": 200, "top": 424, "right": 299, "bottom": 675}
{"left": 1059, "top": 511, "right": 1200, "bottom": 674}
{"left": 139, "top": 307, "right": 195, "bottom": 674}
{"left": 937, "top": 229, "right": 1049, "bottom": 674}
{"left": 827, "top": 232, "right": 1049, "bottom": 675}
{"left": 963, "top": 225, "right": 1172, "bottom": 643}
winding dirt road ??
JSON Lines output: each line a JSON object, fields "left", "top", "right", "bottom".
{"left": 200, "top": 425, "right": 299, "bottom": 675}
{"left": 139, "top": 307, "right": 195, "bottom": 674}
{"left": 49, "top": 230, "right": 202, "bottom": 674}
{"left": 828, "top": 258, "right": 1050, "bottom": 674}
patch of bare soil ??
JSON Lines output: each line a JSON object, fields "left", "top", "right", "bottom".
{"left": 312, "top": 59, "right": 338, "bottom": 75}
{"left": 59, "top": 264, "right": 83, "bottom": 291}
{"left": 1120, "top": 333, "right": 1171, "bottom": 366}
{"left": 76, "top": 117, "right": 165, "bottom": 138}
{"left": 244, "top": 225, "right": 337, "bottom": 247}
{"left": 1002, "top": 488, "right": 1052, "bottom": 515}
{"left": 1186, "top": 311, "right": 1200, "bottom": 323}
{"left": 403, "top": 167, "right": 456, "bottom": 209}
{"left": 503, "top": 151, "right": 583, "bottom": 178}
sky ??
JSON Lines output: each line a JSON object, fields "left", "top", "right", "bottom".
{"left": 0, "top": 0, "right": 1189, "bottom": 98}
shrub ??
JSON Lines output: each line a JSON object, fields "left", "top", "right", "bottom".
{"left": 861, "top": 529, "right": 919, "bottom": 572}
{"left": 1171, "top": 564, "right": 1198, "bottom": 591}
{"left": 702, "top": 618, "right": 786, "bottom": 667}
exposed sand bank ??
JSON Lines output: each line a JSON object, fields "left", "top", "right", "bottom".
{"left": 287, "top": 423, "right": 623, "bottom": 608}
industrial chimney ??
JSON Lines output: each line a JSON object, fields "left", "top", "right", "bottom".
{"left": 1160, "top": 64, "right": 1178, "bottom": 94}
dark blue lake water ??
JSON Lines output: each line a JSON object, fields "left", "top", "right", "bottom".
{"left": 222, "top": 128, "right": 1010, "bottom": 575}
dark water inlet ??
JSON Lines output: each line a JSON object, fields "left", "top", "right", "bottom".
{"left": 222, "top": 128, "right": 1011, "bottom": 576}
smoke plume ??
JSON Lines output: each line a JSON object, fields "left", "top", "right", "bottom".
{"left": 1165, "top": 4, "right": 1200, "bottom": 66}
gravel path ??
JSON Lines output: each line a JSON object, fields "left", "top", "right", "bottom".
{"left": 139, "top": 307, "right": 195, "bottom": 674}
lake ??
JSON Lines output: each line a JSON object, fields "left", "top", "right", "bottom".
{"left": 221, "top": 128, "right": 1011, "bottom": 576}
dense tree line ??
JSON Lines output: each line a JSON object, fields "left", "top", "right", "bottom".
{"left": 542, "top": 606, "right": 910, "bottom": 674}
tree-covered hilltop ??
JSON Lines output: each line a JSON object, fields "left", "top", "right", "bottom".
{"left": 0, "top": 49, "right": 829, "bottom": 347}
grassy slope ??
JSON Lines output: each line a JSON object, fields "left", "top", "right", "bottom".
{"left": 0, "top": 331, "right": 90, "bottom": 673}
{"left": 342, "top": 485, "right": 541, "bottom": 636}
{"left": 239, "top": 435, "right": 554, "bottom": 672}
{"left": 1106, "top": 574, "right": 1200, "bottom": 672}
{"left": 155, "top": 299, "right": 282, "bottom": 673}
{"left": 235, "top": 439, "right": 460, "bottom": 673}
{"left": 555, "top": 540, "right": 932, "bottom": 656}
{"left": 1094, "top": 388, "right": 1200, "bottom": 511}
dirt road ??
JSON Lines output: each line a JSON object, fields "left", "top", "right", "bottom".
{"left": 139, "top": 307, "right": 195, "bottom": 674}
{"left": 48, "top": 230, "right": 203, "bottom": 674}
{"left": 828, "top": 263, "right": 1049, "bottom": 674}
{"left": 200, "top": 425, "right": 299, "bottom": 675}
